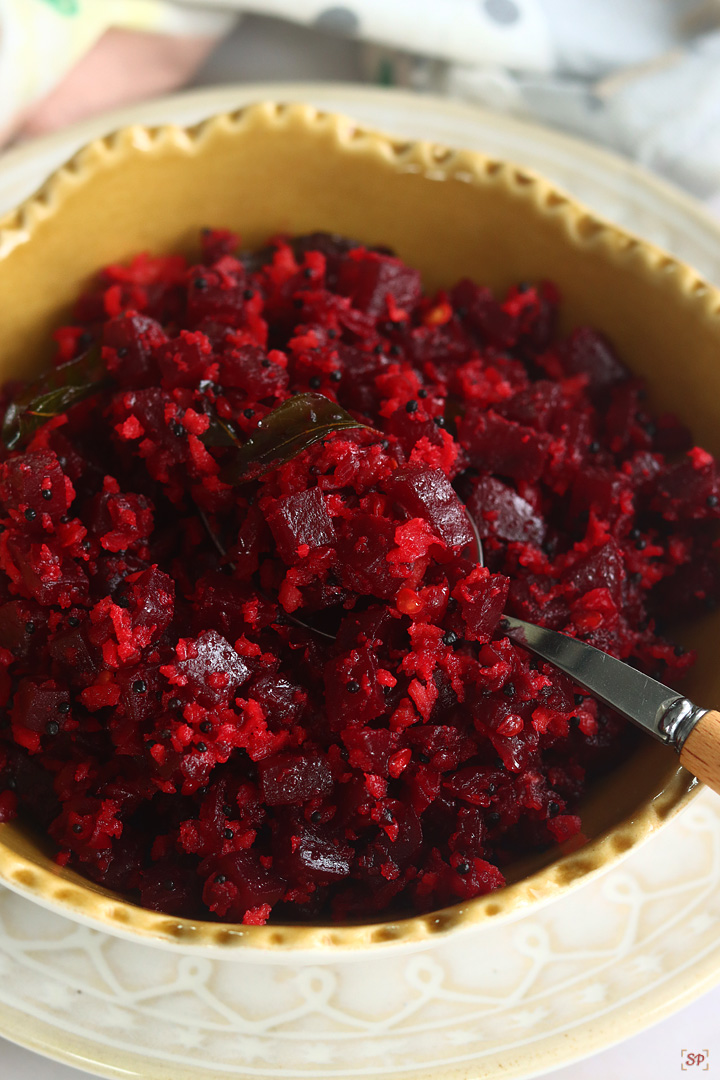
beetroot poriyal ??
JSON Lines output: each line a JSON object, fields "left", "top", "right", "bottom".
{"left": 0, "top": 229, "right": 716, "bottom": 925}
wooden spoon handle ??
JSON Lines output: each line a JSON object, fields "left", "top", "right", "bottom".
{"left": 679, "top": 709, "right": 720, "bottom": 796}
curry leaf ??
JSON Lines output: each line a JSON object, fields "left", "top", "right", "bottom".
{"left": 220, "top": 392, "right": 370, "bottom": 483}
{"left": 2, "top": 345, "right": 107, "bottom": 450}
{"left": 199, "top": 413, "right": 243, "bottom": 448}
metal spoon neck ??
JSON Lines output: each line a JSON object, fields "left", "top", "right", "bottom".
{"left": 657, "top": 697, "right": 707, "bottom": 752}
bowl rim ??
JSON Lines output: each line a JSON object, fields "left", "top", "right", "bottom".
{"left": 0, "top": 100, "right": 710, "bottom": 953}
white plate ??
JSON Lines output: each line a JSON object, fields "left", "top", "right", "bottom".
{"left": 1, "top": 83, "right": 720, "bottom": 1080}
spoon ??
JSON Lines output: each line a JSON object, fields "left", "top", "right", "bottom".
{"left": 501, "top": 613, "right": 720, "bottom": 797}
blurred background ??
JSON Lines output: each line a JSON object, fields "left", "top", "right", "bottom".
{"left": 2, "top": 0, "right": 720, "bottom": 205}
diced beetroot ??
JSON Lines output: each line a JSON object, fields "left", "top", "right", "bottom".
{"left": 407, "top": 725, "right": 476, "bottom": 771}
{"left": 127, "top": 567, "right": 175, "bottom": 638}
{"left": 156, "top": 331, "right": 214, "bottom": 390}
{"left": 333, "top": 345, "right": 389, "bottom": 415}
{"left": 335, "top": 514, "right": 398, "bottom": 599}
{"left": 229, "top": 505, "right": 270, "bottom": 581}
{"left": 384, "top": 407, "right": 446, "bottom": 460}
{"left": 650, "top": 556, "right": 720, "bottom": 620}
{"left": 335, "top": 604, "right": 403, "bottom": 653}
{"left": 11, "top": 678, "right": 70, "bottom": 738}
{"left": 219, "top": 345, "right": 288, "bottom": 398}
{"left": 449, "top": 805, "right": 486, "bottom": 857}
{"left": 490, "top": 727, "right": 540, "bottom": 774}
{"left": 569, "top": 468, "right": 634, "bottom": 531}
{"left": 160, "top": 630, "right": 250, "bottom": 707}
{"left": 202, "top": 851, "right": 284, "bottom": 921}
{"left": 324, "top": 646, "right": 387, "bottom": 730}
{"left": 382, "top": 467, "right": 473, "bottom": 550}
{"left": 103, "top": 312, "right": 167, "bottom": 387}
{"left": 3, "top": 534, "right": 88, "bottom": 607}
{"left": 458, "top": 409, "right": 551, "bottom": 482}
{"left": 653, "top": 413, "right": 693, "bottom": 454}
{"left": 192, "top": 573, "right": 256, "bottom": 638}
{"left": 85, "top": 485, "right": 154, "bottom": 554}
{"left": 273, "top": 816, "right": 353, "bottom": 884}
{"left": 186, "top": 264, "right": 249, "bottom": 326}
{"left": 0, "top": 790, "right": 18, "bottom": 822}
{"left": 452, "top": 857, "right": 506, "bottom": 900}
{"left": 558, "top": 327, "right": 629, "bottom": 394}
{"left": 0, "top": 599, "right": 49, "bottom": 661}
{"left": 451, "top": 279, "right": 518, "bottom": 348}
{"left": 514, "top": 280, "right": 559, "bottom": 350}
{"left": 547, "top": 814, "right": 582, "bottom": 843}
{"left": 650, "top": 450, "right": 720, "bottom": 521}
{"left": 89, "top": 553, "right": 149, "bottom": 604}
{"left": 48, "top": 622, "right": 102, "bottom": 684}
{"left": 452, "top": 566, "right": 509, "bottom": 642}
{"left": 443, "top": 765, "right": 506, "bottom": 807}
{"left": 246, "top": 674, "right": 307, "bottom": 730}
{"left": 2, "top": 744, "right": 59, "bottom": 826}
{"left": 285, "top": 231, "right": 363, "bottom": 287}
{"left": 258, "top": 751, "right": 332, "bottom": 805}
{"left": 0, "top": 450, "right": 73, "bottom": 523}
{"left": 371, "top": 799, "right": 423, "bottom": 867}
{"left": 603, "top": 383, "right": 647, "bottom": 453}
{"left": 467, "top": 476, "right": 545, "bottom": 546}
{"left": 342, "top": 728, "right": 402, "bottom": 776}
{"left": 563, "top": 540, "right": 626, "bottom": 605}
{"left": 201, "top": 229, "right": 240, "bottom": 263}
{"left": 109, "top": 387, "right": 187, "bottom": 473}
{"left": 551, "top": 408, "right": 595, "bottom": 462}
{"left": 265, "top": 487, "right": 335, "bottom": 565}
{"left": 498, "top": 381, "right": 564, "bottom": 431}
{"left": 336, "top": 249, "right": 421, "bottom": 317}
{"left": 114, "top": 664, "right": 164, "bottom": 732}
{"left": 508, "top": 577, "right": 570, "bottom": 629}
{"left": 139, "top": 861, "right": 201, "bottom": 916}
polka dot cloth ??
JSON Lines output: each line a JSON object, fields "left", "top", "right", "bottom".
{"left": 314, "top": 7, "right": 360, "bottom": 34}
{"left": 484, "top": 0, "right": 521, "bottom": 25}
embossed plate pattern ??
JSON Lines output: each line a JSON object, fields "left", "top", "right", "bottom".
{"left": 0, "top": 794, "right": 718, "bottom": 1079}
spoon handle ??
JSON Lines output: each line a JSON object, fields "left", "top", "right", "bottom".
{"left": 679, "top": 710, "right": 720, "bottom": 796}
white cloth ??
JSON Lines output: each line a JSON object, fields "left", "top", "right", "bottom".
{"left": 187, "top": 0, "right": 720, "bottom": 198}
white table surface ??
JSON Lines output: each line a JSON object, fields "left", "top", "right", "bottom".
{"left": 2, "top": 12, "right": 719, "bottom": 1080}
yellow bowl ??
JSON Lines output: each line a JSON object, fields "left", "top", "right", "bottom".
{"left": 0, "top": 102, "right": 715, "bottom": 954}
